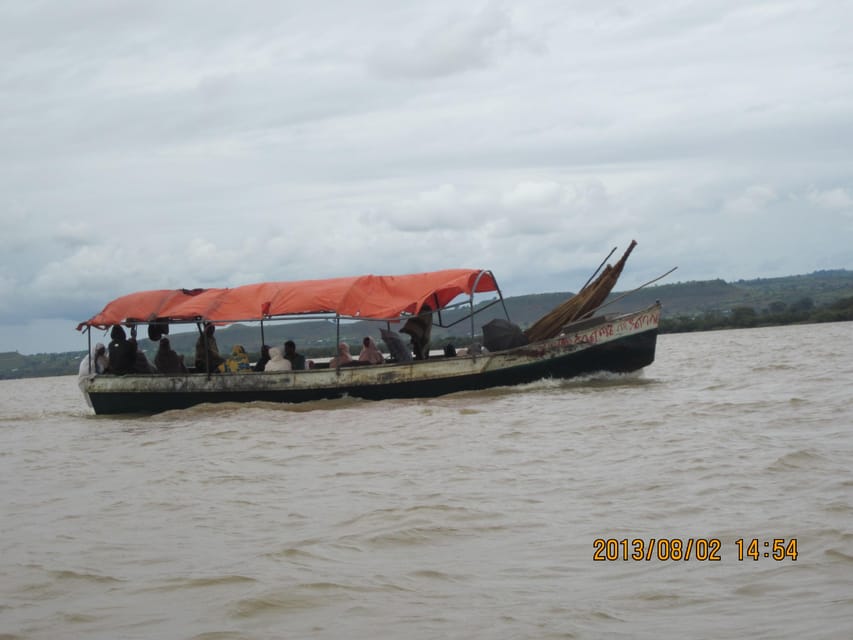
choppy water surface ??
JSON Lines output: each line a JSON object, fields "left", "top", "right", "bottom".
{"left": 1, "top": 323, "right": 852, "bottom": 639}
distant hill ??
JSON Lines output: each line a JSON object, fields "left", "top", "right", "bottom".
{"left": 0, "top": 350, "right": 83, "bottom": 379}
{"left": 3, "top": 269, "right": 853, "bottom": 379}
{"left": 603, "top": 269, "right": 853, "bottom": 317}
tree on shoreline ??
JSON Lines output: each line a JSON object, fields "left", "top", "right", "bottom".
{"left": 660, "top": 296, "right": 853, "bottom": 333}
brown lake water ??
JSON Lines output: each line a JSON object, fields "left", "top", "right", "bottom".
{"left": 1, "top": 323, "right": 852, "bottom": 639}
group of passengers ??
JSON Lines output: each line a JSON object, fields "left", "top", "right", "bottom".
{"left": 192, "top": 323, "right": 291, "bottom": 373}
{"left": 77, "top": 325, "right": 157, "bottom": 401}
{"left": 82, "top": 320, "right": 434, "bottom": 379}
{"left": 251, "top": 340, "right": 306, "bottom": 372}
{"left": 105, "top": 325, "right": 157, "bottom": 375}
{"left": 327, "top": 337, "right": 385, "bottom": 367}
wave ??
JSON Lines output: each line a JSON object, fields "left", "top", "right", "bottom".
{"left": 142, "top": 575, "right": 258, "bottom": 593}
{"left": 766, "top": 449, "right": 831, "bottom": 472}
{"left": 48, "top": 569, "right": 123, "bottom": 584}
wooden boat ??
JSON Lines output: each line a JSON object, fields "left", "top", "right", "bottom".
{"left": 77, "top": 245, "right": 660, "bottom": 415}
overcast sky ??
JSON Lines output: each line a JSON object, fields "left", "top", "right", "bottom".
{"left": 2, "top": 0, "right": 851, "bottom": 354}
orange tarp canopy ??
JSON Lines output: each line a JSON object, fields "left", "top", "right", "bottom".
{"left": 78, "top": 269, "right": 499, "bottom": 330}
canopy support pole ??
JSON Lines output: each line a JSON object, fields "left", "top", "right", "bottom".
{"left": 335, "top": 315, "right": 341, "bottom": 373}
{"left": 196, "top": 322, "right": 212, "bottom": 380}
{"left": 85, "top": 327, "right": 92, "bottom": 374}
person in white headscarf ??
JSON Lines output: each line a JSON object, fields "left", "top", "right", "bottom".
{"left": 263, "top": 347, "right": 292, "bottom": 372}
{"left": 328, "top": 342, "right": 352, "bottom": 368}
{"left": 79, "top": 342, "right": 109, "bottom": 377}
{"left": 78, "top": 342, "right": 109, "bottom": 407}
{"left": 358, "top": 337, "right": 384, "bottom": 365}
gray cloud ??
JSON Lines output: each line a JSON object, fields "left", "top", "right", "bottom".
{"left": 0, "top": 0, "right": 852, "bottom": 353}
{"left": 367, "top": 2, "right": 539, "bottom": 79}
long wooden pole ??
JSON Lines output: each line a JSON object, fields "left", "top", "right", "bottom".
{"left": 581, "top": 246, "right": 617, "bottom": 291}
{"left": 588, "top": 266, "right": 678, "bottom": 315}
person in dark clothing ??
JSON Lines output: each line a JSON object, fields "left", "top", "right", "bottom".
{"left": 253, "top": 344, "right": 271, "bottom": 371}
{"left": 195, "top": 323, "right": 225, "bottom": 373}
{"left": 154, "top": 337, "right": 187, "bottom": 374}
{"left": 283, "top": 340, "right": 306, "bottom": 370}
{"left": 107, "top": 325, "right": 136, "bottom": 375}
{"left": 401, "top": 303, "right": 433, "bottom": 360}
{"left": 132, "top": 342, "right": 156, "bottom": 373}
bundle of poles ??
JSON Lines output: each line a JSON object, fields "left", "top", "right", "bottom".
{"left": 524, "top": 240, "right": 637, "bottom": 343}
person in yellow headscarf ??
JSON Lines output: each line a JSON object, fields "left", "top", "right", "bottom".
{"left": 224, "top": 344, "right": 252, "bottom": 372}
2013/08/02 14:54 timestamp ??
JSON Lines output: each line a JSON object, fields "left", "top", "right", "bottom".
{"left": 592, "top": 538, "right": 798, "bottom": 561}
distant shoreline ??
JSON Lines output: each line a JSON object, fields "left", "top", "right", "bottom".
{"left": 3, "top": 270, "right": 852, "bottom": 379}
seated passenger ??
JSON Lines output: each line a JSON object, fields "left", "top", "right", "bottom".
{"left": 460, "top": 342, "right": 486, "bottom": 356}
{"left": 132, "top": 339, "right": 156, "bottom": 373}
{"left": 224, "top": 344, "right": 252, "bottom": 372}
{"left": 284, "top": 340, "right": 306, "bottom": 370}
{"left": 79, "top": 342, "right": 109, "bottom": 377}
{"left": 358, "top": 337, "right": 384, "bottom": 364}
{"left": 253, "top": 344, "right": 271, "bottom": 371}
{"left": 264, "top": 347, "right": 292, "bottom": 372}
{"left": 328, "top": 342, "right": 352, "bottom": 368}
{"left": 195, "top": 323, "right": 226, "bottom": 373}
{"left": 154, "top": 337, "right": 187, "bottom": 374}
{"left": 107, "top": 325, "right": 136, "bottom": 375}
{"left": 78, "top": 343, "right": 109, "bottom": 407}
